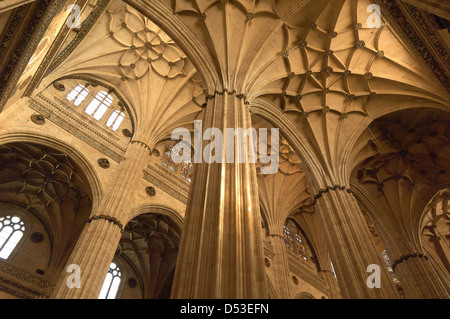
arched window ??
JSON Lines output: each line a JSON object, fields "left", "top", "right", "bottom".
{"left": 283, "top": 219, "right": 308, "bottom": 261}
{"left": 180, "top": 161, "right": 193, "bottom": 182}
{"left": 98, "top": 262, "right": 121, "bottom": 299}
{"left": 161, "top": 143, "right": 193, "bottom": 182}
{"left": 85, "top": 91, "right": 113, "bottom": 120}
{"left": 0, "top": 215, "right": 25, "bottom": 259}
{"left": 162, "top": 144, "right": 178, "bottom": 172}
{"left": 66, "top": 85, "right": 89, "bottom": 106}
{"left": 106, "top": 110, "right": 125, "bottom": 131}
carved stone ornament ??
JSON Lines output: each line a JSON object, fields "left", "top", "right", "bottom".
{"left": 97, "top": 158, "right": 110, "bottom": 169}
{"left": 52, "top": 82, "right": 65, "bottom": 91}
{"left": 152, "top": 149, "right": 160, "bottom": 157}
{"left": 122, "top": 128, "right": 132, "bottom": 137}
{"left": 145, "top": 186, "right": 156, "bottom": 196}
{"left": 31, "top": 114, "right": 45, "bottom": 125}
{"left": 30, "top": 232, "right": 44, "bottom": 243}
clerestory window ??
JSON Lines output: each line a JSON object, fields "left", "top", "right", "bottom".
{"left": 85, "top": 91, "right": 113, "bottom": 120}
{"left": 0, "top": 215, "right": 25, "bottom": 260}
{"left": 66, "top": 85, "right": 89, "bottom": 106}
{"left": 98, "top": 262, "right": 121, "bottom": 299}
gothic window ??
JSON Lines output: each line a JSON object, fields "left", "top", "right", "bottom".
{"left": 106, "top": 110, "right": 125, "bottom": 131}
{"left": 66, "top": 85, "right": 89, "bottom": 106}
{"left": 85, "top": 91, "right": 113, "bottom": 120}
{"left": 381, "top": 250, "right": 404, "bottom": 297}
{"left": 98, "top": 262, "right": 121, "bottom": 299}
{"left": 180, "top": 161, "right": 193, "bottom": 182}
{"left": 0, "top": 215, "right": 25, "bottom": 259}
{"left": 162, "top": 144, "right": 178, "bottom": 172}
{"left": 283, "top": 219, "right": 308, "bottom": 261}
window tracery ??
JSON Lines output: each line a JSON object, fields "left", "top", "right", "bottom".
{"left": 106, "top": 110, "right": 125, "bottom": 131}
{"left": 66, "top": 84, "right": 89, "bottom": 106}
{"left": 85, "top": 90, "right": 113, "bottom": 120}
{"left": 161, "top": 143, "right": 193, "bottom": 183}
{"left": 98, "top": 262, "right": 121, "bottom": 299}
{"left": 0, "top": 215, "right": 25, "bottom": 260}
{"left": 283, "top": 219, "right": 309, "bottom": 261}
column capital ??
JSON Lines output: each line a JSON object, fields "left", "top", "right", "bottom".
{"left": 268, "top": 233, "right": 284, "bottom": 240}
{"left": 312, "top": 185, "right": 354, "bottom": 205}
{"left": 391, "top": 253, "right": 429, "bottom": 272}
{"left": 87, "top": 214, "right": 124, "bottom": 233}
{"left": 204, "top": 89, "right": 251, "bottom": 105}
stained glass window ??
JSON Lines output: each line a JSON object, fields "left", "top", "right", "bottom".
{"left": 66, "top": 85, "right": 89, "bottom": 106}
{"left": 162, "top": 144, "right": 178, "bottom": 172}
{"left": 382, "top": 250, "right": 402, "bottom": 286}
{"left": 85, "top": 91, "right": 113, "bottom": 120}
{"left": 98, "top": 262, "right": 121, "bottom": 299}
{"left": 283, "top": 220, "right": 308, "bottom": 261}
{"left": 0, "top": 215, "right": 25, "bottom": 259}
{"left": 106, "top": 110, "right": 125, "bottom": 131}
{"left": 180, "top": 161, "right": 193, "bottom": 182}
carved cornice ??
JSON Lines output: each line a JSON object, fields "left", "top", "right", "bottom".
{"left": 0, "top": 0, "right": 64, "bottom": 110}
{"left": 23, "top": 0, "right": 90, "bottom": 97}
{"left": 0, "top": 281, "right": 31, "bottom": 299}
{"left": 377, "top": 0, "right": 450, "bottom": 93}
{"left": 45, "top": 0, "right": 110, "bottom": 76}
{"left": 0, "top": 5, "right": 29, "bottom": 64}
{"left": 143, "top": 164, "right": 190, "bottom": 204}
{"left": 27, "top": 96, "right": 126, "bottom": 163}
{"left": 0, "top": 259, "right": 54, "bottom": 298}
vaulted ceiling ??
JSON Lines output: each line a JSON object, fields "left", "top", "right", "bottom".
{"left": 0, "top": 0, "right": 449, "bottom": 295}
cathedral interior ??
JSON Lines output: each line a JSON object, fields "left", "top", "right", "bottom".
{"left": 0, "top": 0, "right": 449, "bottom": 299}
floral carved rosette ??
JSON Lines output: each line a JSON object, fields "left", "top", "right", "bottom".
{"left": 108, "top": 6, "right": 187, "bottom": 80}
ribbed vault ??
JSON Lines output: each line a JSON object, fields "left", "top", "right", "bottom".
{"left": 0, "top": 142, "right": 93, "bottom": 281}
{"left": 351, "top": 108, "right": 450, "bottom": 250}
{"left": 41, "top": 1, "right": 206, "bottom": 146}
{"left": 117, "top": 213, "right": 181, "bottom": 299}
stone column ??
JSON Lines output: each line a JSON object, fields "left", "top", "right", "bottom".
{"left": 428, "top": 236, "right": 450, "bottom": 276}
{"left": 268, "top": 233, "right": 291, "bottom": 299}
{"left": 319, "top": 264, "right": 340, "bottom": 299}
{"left": 392, "top": 254, "right": 450, "bottom": 299}
{"left": 170, "top": 92, "right": 267, "bottom": 298}
{"left": 51, "top": 142, "right": 150, "bottom": 298}
{"left": 313, "top": 187, "right": 400, "bottom": 299}
{"left": 373, "top": 227, "right": 450, "bottom": 299}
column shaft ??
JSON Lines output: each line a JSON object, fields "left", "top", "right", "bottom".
{"left": 171, "top": 93, "right": 266, "bottom": 298}
{"left": 269, "top": 234, "right": 292, "bottom": 298}
{"left": 314, "top": 188, "right": 400, "bottom": 298}
{"left": 52, "top": 142, "right": 150, "bottom": 298}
